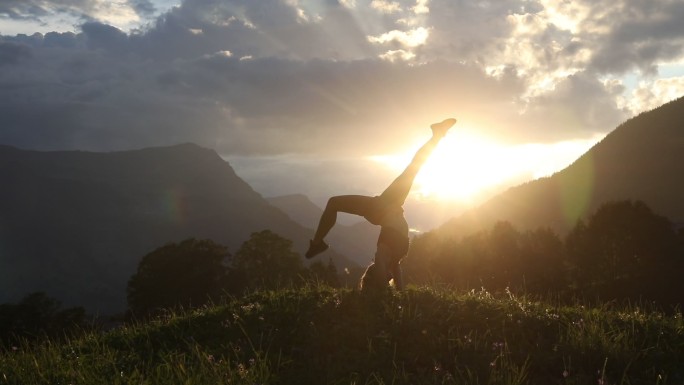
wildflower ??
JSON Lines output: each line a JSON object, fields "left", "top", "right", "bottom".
{"left": 563, "top": 370, "right": 569, "bottom": 378}
{"left": 207, "top": 355, "right": 215, "bottom": 363}
{"left": 237, "top": 363, "right": 247, "bottom": 378}
{"left": 491, "top": 341, "right": 505, "bottom": 350}
{"left": 11, "top": 346, "right": 18, "bottom": 352}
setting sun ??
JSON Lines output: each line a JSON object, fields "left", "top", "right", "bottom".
{"left": 371, "top": 127, "right": 604, "bottom": 204}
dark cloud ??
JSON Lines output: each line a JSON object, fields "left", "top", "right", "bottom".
{"left": 0, "top": 25, "right": 522, "bottom": 154}
{"left": 582, "top": 0, "right": 684, "bottom": 75}
{"left": 0, "top": 41, "right": 32, "bottom": 65}
{"left": 130, "top": 0, "right": 156, "bottom": 16}
{"left": 132, "top": 0, "right": 377, "bottom": 61}
{"left": 0, "top": 0, "right": 93, "bottom": 21}
{"left": 520, "top": 71, "right": 630, "bottom": 142}
{"left": 422, "top": 0, "right": 540, "bottom": 61}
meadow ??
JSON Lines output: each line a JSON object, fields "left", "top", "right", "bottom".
{"left": 1, "top": 285, "right": 683, "bottom": 385}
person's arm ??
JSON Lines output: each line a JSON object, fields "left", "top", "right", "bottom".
{"left": 391, "top": 262, "right": 403, "bottom": 290}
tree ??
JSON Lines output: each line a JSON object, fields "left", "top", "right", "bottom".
{"left": 565, "top": 200, "right": 682, "bottom": 303}
{"left": 518, "top": 227, "right": 566, "bottom": 294}
{"left": 127, "top": 238, "right": 230, "bottom": 315}
{"left": 0, "top": 292, "right": 86, "bottom": 345}
{"left": 229, "top": 230, "right": 304, "bottom": 291}
{"left": 485, "top": 221, "right": 522, "bottom": 290}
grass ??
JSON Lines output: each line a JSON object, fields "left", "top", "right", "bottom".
{"left": 1, "top": 285, "right": 683, "bottom": 384}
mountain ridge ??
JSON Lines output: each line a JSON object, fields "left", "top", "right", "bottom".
{"left": 0, "top": 144, "right": 357, "bottom": 313}
{"left": 439, "top": 96, "right": 684, "bottom": 237}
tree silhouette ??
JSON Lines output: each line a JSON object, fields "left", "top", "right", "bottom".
{"left": 566, "top": 200, "right": 682, "bottom": 302}
{"left": 229, "top": 230, "right": 304, "bottom": 291}
{"left": 403, "top": 221, "right": 566, "bottom": 295}
{"left": 127, "top": 238, "right": 230, "bottom": 315}
{"left": 518, "top": 227, "right": 566, "bottom": 293}
{"left": 0, "top": 292, "right": 86, "bottom": 345}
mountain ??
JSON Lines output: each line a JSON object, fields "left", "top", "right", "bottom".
{"left": 440, "top": 96, "right": 684, "bottom": 237}
{"left": 0, "top": 144, "right": 357, "bottom": 313}
{"left": 266, "top": 194, "right": 326, "bottom": 229}
{"left": 267, "top": 194, "right": 380, "bottom": 266}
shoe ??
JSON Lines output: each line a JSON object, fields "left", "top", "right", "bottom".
{"left": 431, "top": 118, "right": 457, "bottom": 137}
{"left": 305, "top": 239, "right": 329, "bottom": 259}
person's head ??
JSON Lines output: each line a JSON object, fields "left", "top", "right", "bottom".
{"left": 359, "top": 262, "right": 390, "bottom": 292}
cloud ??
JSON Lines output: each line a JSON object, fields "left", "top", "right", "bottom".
{"left": 0, "top": 41, "right": 32, "bottom": 65}
{"left": 370, "top": 0, "right": 402, "bottom": 14}
{"left": 621, "top": 75, "right": 684, "bottom": 113}
{"left": 581, "top": 0, "right": 684, "bottom": 75}
{"left": 367, "top": 27, "right": 429, "bottom": 48}
{"left": 0, "top": 0, "right": 144, "bottom": 29}
{"left": 0, "top": 0, "right": 682, "bottom": 162}
{"left": 130, "top": 0, "right": 156, "bottom": 16}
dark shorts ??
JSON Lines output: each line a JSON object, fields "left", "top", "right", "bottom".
{"left": 377, "top": 227, "right": 409, "bottom": 263}
{"left": 363, "top": 196, "right": 405, "bottom": 226}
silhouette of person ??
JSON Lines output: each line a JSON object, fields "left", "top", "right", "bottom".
{"left": 305, "top": 118, "right": 457, "bottom": 289}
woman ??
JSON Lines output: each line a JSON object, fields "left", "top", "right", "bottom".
{"left": 306, "top": 118, "right": 457, "bottom": 289}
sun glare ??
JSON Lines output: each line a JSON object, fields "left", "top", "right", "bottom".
{"left": 371, "top": 129, "right": 604, "bottom": 204}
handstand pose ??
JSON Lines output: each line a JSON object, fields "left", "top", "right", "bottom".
{"left": 306, "top": 118, "right": 457, "bottom": 290}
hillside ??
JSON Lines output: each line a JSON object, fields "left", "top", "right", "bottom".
{"left": 0, "top": 144, "right": 356, "bottom": 313}
{"left": 440, "top": 96, "right": 684, "bottom": 237}
{"left": 1, "top": 286, "right": 682, "bottom": 384}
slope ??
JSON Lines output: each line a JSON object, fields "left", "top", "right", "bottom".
{"left": 0, "top": 144, "right": 356, "bottom": 313}
{"left": 440, "top": 96, "right": 684, "bottom": 237}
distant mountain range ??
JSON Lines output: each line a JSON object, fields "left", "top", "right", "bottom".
{"left": 0, "top": 143, "right": 357, "bottom": 313}
{"left": 439, "top": 96, "right": 684, "bottom": 238}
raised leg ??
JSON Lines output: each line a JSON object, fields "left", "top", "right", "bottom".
{"left": 379, "top": 118, "right": 456, "bottom": 206}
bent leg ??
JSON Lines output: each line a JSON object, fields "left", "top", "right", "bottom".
{"left": 312, "top": 195, "right": 375, "bottom": 243}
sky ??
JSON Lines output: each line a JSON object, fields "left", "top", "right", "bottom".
{"left": 2, "top": 0, "right": 684, "bottom": 229}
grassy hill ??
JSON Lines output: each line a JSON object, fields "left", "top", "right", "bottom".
{"left": 2, "top": 286, "right": 682, "bottom": 384}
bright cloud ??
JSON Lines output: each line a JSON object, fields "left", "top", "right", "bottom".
{"left": 367, "top": 27, "right": 429, "bottom": 48}
{"left": 622, "top": 76, "right": 684, "bottom": 113}
{"left": 370, "top": 0, "right": 402, "bottom": 14}
{"left": 378, "top": 49, "right": 416, "bottom": 62}
{"left": 413, "top": 0, "right": 429, "bottom": 15}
